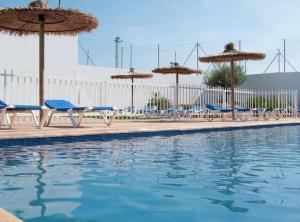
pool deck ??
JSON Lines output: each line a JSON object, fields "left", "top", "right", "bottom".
{"left": 0, "top": 118, "right": 300, "bottom": 140}
{"left": 0, "top": 208, "right": 22, "bottom": 222}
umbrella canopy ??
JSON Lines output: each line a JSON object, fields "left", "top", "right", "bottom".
{"left": 152, "top": 62, "right": 202, "bottom": 77}
{"left": 199, "top": 43, "right": 266, "bottom": 120}
{"left": 111, "top": 68, "right": 153, "bottom": 80}
{"left": 111, "top": 68, "right": 153, "bottom": 114}
{"left": 152, "top": 62, "right": 202, "bottom": 109}
{"left": 0, "top": 0, "right": 98, "bottom": 36}
{"left": 0, "top": 0, "right": 98, "bottom": 115}
{"left": 199, "top": 43, "right": 265, "bottom": 63}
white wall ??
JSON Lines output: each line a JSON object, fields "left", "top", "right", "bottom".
{"left": 242, "top": 72, "right": 300, "bottom": 104}
{"left": 0, "top": 33, "right": 203, "bottom": 85}
{"left": 0, "top": 34, "right": 78, "bottom": 74}
{"left": 242, "top": 72, "right": 300, "bottom": 90}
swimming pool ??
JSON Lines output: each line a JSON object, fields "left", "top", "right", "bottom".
{"left": 1, "top": 126, "right": 300, "bottom": 222}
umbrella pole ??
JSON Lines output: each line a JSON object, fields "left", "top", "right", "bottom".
{"left": 39, "top": 15, "right": 45, "bottom": 121}
{"left": 131, "top": 78, "right": 134, "bottom": 114}
{"left": 230, "top": 59, "right": 235, "bottom": 120}
{"left": 176, "top": 73, "right": 179, "bottom": 109}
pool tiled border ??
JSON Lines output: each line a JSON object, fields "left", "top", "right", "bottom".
{"left": 1, "top": 122, "right": 300, "bottom": 147}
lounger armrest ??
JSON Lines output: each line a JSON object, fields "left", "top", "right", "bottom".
{"left": 6, "top": 105, "right": 15, "bottom": 109}
{"left": 85, "top": 106, "right": 94, "bottom": 111}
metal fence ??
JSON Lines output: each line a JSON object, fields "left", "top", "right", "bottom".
{"left": 0, "top": 69, "right": 297, "bottom": 120}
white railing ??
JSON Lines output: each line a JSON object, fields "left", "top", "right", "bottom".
{"left": 0, "top": 69, "right": 298, "bottom": 120}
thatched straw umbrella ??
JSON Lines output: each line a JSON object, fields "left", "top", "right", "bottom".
{"left": 0, "top": 0, "right": 98, "bottom": 115}
{"left": 111, "top": 68, "right": 153, "bottom": 113}
{"left": 152, "top": 62, "right": 202, "bottom": 108}
{"left": 199, "top": 43, "right": 265, "bottom": 120}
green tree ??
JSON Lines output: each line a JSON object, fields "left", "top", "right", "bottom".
{"left": 204, "top": 64, "right": 246, "bottom": 88}
{"left": 147, "top": 92, "right": 171, "bottom": 110}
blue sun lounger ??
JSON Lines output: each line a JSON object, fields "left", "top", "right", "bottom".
{"left": 143, "top": 106, "right": 158, "bottom": 117}
{"left": 45, "top": 100, "right": 118, "bottom": 128}
{"left": 234, "top": 105, "right": 250, "bottom": 112}
{"left": 205, "top": 104, "right": 233, "bottom": 121}
{"left": 0, "top": 100, "right": 49, "bottom": 128}
{"left": 161, "top": 106, "right": 184, "bottom": 119}
{"left": 185, "top": 105, "right": 205, "bottom": 118}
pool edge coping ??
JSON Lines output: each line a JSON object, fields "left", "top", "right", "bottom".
{"left": 1, "top": 121, "right": 300, "bottom": 147}
{"left": 0, "top": 208, "right": 23, "bottom": 222}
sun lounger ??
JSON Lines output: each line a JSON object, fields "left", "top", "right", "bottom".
{"left": 250, "top": 108, "right": 272, "bottom": 121}
{"left": 121, "top": 106, "right": 135, "bottom": 114}
{"left": 45, "top": 100, "right": 118, "bottom": 127}
{"left": 144, "top": 106, "right": 158, "bottom": 117}
{"left": 185, "top": 105, "right": 205, "bottom": 118}
{"left": 161, "top": 106, "right": 184, "bottom": 119}
{"left": 234, "top": 105, "right": 250, "bottom": 112}
{"left": 234, "top": 105, "right": 282, "bottom": 121}
{"left": 0, "top": 100, "right": 49, "bottom": 128}
{"left": 205, "top": 104, "right": 233, "bottom": 121}
{"left": 234, "top": 105, "right": 251, "bottom": 121}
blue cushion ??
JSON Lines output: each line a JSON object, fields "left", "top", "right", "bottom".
{"left": 92, "top": 106, "right": 113, "bottom": 111}
{"left": 187, "top": 105, "right": 204, "bottom": 112}
{"left": 0, "top": 100, "right": 7, "bottom": 109}
{"left": 206, "top": 104, "right": 232, "bottom": 112}
{"left": 45, "top": 99, "right": 87, "bottom": 111}
{"left": 206, "top": 104, "right": 221, "bottom": 111}
{"left": 234, "top": 105, "right": 250, "bottom": 112}
{"left": 45, "top": 100, "right": 75, "bottom": 109}
{"left": 11, "top": 105, "right": 42, "bottom": 111}
{"left": 0, "top": 101, "right": 41, "bottom": 111}
{"left": 219, "top": 108, "right": 233, "bottom": 113}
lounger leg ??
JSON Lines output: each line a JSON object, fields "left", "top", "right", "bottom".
{"left": 76, "top": 111, "right": 86, "bottom": 127}
{"left": 68, "top": 109, "right": 78, "bottom": 127}
{"left": 68, "top": 109, "right": 86, "bottom": 128}
{"left": 45, "top": 112, "right": 54, "bottom": 127}
{"left": 5, "top": 113, "right": 10, "bottom": 126}
{"left": 101, "top": 109, "right": 117, "bottom": 126}
{"left": 9, "top": 113, "right": 17, "bottom": 128}
{"left": 0, "top": 109, "right": 6, "bottom": 128}
{"left": 39, "top": 110, "right": 50, "bottom": 129}
{"left": 31, "top": 110, "right": 39, "bottom": 127}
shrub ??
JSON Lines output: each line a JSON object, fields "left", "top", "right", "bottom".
{"left": 147, "top": 92, "right": 171, "bottom": 110}
{"left": 204, "top": 64, "right": 246, "bottom": 88}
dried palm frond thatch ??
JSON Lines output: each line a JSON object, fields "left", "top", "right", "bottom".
{"left": 111, "top": 68, "right": 153, "bottom": 80}
{"left": 152, "top": 62, "right": 202, "bottom": 75}
{"left": 0, "top": 0, "right": 99, "bottom": 36}
{"left": 199, "top": 43, "right": 266, "bottom": 63}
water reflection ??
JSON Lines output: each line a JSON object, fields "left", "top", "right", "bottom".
{"left": 29, "top": 149, "right": 47, "bottom": 217}
{"left": 204, "top": 134, "right": 250, "bottom": 213}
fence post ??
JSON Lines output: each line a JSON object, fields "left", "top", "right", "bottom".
{"left": 295, "top": 90, "right": 298, "bottom": 117}
{"left": 3, "top": 69, "right": 6, "bottom": 102}
{"left": 104, "top": 81, "right": 107, "bottom": 106}
{"left": 222, "top": 88, "right": 226, "bottom": 108}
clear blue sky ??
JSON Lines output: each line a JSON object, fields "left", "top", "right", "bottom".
{"left": 2, "top": 0, "right": 300, "bottom": 73}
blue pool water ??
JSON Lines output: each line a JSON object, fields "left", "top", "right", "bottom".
{"left": 1, "top": 126, "right": 300, "bottom": 222}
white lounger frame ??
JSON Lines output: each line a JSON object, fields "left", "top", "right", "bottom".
{"left": 46, "top": 107, "right": 118, "bottom": 128}
{"left": 0, "top": 106, "right": 50, "bottom": 129}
